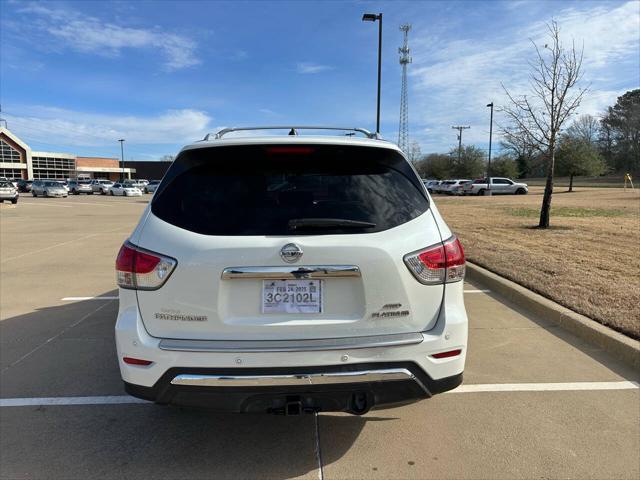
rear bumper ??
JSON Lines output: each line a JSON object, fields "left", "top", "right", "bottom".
{"left": 116, "top": 279, "right": 468, "bottom": 413}
{"left": 124, "top": 363, "right": 462, "bottom": 413}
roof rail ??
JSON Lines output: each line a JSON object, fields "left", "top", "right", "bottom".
{"left": 204, "top": 126, "right": 381, "bottom": 141}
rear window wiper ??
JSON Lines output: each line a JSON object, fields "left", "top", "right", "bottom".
{"left": 288, "top": 218, "right": 376, "bottom": 230}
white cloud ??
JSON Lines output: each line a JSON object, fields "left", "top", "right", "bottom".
{"left": 19, "top": 3, "right": 199, "bottom": 71}
{"left": 408, "top": 1, "right": 640, "bottom": 152}
{"left": 4, "top": 106, "right": 212, "bottom": 147}
{"left": 296, "top": 62, "right": 334, "bottom": 74}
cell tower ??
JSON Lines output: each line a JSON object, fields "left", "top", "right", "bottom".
{"left": 398, "top": 24, "right": 412, "bottom": 152}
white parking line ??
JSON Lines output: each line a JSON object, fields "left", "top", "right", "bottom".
{"left": 449, "top": 381, "right": 639, "bottom": 393}
{"left": 0, "top": 300, "right": 115, "bottom": 374}
{"left": 18, "top": 202, "right": 72, "bottom": 208}
{"left": 1, "top": 382, "right": 637, "bottom": 407}
{"left": 61, "top": 296, "right": 118, "bottom": 301}
{"left": 65, "top": 201, "right": 114, "bottom": 207}
{"left": 0, "top": 396, "right": 148, "bottom": 407}
{"left": 464, "top": 289, "right": 491, "bottom": 293}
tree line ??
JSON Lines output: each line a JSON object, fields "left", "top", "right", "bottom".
{"left": 412, "top": 88, "right": 639, "bottom": 188}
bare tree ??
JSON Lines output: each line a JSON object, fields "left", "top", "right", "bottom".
{"left": 406, "top": 141, "right": 422, "bottom": 167}
{"left": 501, "top": 21, "right": 587, "bottom": 228}
{"left": 566, "top": 114, "right": 600, "bottom": 144}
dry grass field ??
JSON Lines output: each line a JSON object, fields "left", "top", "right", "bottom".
{"left": 435, "top": 186, "right": 640, "bottom": 339}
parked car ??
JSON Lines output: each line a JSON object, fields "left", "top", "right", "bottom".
{"left": 68, "top": 180, "right": 94, "bottom": 195}
{"left": 137, "top": 179, "right": 149, "bottom": 186}
{"left": 115, "top": 126, "right": 468, "bottom": 415}
{"left": 425, "top": 180, "right": 441, "bottom": 193}
{"left": 90, "top": 179, "right": 114, "bottom": 194}
{"left": 462, "top": 177, "right": 529, "bottom": 196}
{"left": 123, "top": 180, "right": 145, "bottom": 189}
{"left": 110, "top": 183, "right": 142, "bottom": 196}
{"left": 443, "top": 179, "right": 471, "bottom": 195}
{"left": 143, "top": 180, "right": 161, "bottom": 194}
{"left": 436, "top": 180, "right": 457, "bottom": 194}
{"left": 31, "top": 180, "right": 68, "bottom": 198}
{"left": 0, "top": 180, "right": 19, "bottom": 204}
{"left": 16, "top": 179, "right": 33, "bottom": 192}
{"left": 450, "top": 180, "right": 473, "bottom": 196}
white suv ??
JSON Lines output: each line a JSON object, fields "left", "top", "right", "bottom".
{"left": 115, "top": 127, "right": 468, "bottom": 415}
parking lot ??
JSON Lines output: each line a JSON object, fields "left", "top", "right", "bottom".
{"left": 1, "top": 195, "right": 638, "bottom": 480}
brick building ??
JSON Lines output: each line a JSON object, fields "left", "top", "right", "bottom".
{"left": 0, "top": 127, "right": 135, "bottom": 181}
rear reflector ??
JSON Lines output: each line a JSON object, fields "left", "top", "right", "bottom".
{"left": 431, "top": 349, "right": 462, "bottom": 359}
{"left": 404, "top": 236, "right": 465, "bottom": 285}
{"left": 116, "top": 241, "right": 176, "bottom": 290}
{"left": 123, "top": 357, "right": 153, "bottom": 366}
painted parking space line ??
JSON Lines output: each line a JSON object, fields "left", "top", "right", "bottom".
{"left": 449, "top": 381, "right": 639, "bottom": 394}
{"left": 61, "top": 296, "right": 118, "bottom": 301}
{"left": 0, "top": 396, "right": 148, "bottom": 407}
{"left": 18, "top": 202, "right": 72, "bottom": 208}
{"left": 1, "top": 233, "right": 101, "bottom": 263}
{"left": 2, "top": 382, "right": 638, "bottom": 407}
{"left": 63, "top": 201, "right": 114, "bottom": 207}
{"left": 0, "top": 300, "right": 115, "bottom": 374}
{"left": 464, "top": 289, "right": 491, "bottom": 293}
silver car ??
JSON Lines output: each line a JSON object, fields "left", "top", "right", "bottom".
{"left": 0, "top": 180, "right": 19, "bottom": 204}
{"left": 90, "top": 179, "right": 114, "bottom": 194}
{"left": 143, "top": 180, "right": 161, "bottom": 193}
{"left": 68, "top": 180, "right": 94, "bottom": 195}
{"left": 32, "top": 180, "right": 68, "bottom": 198}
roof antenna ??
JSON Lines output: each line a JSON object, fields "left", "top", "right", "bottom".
{"left": 288, "top": 128, "right": 298, "bottom": 136}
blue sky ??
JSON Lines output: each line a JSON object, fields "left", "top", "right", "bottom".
{"left": 1, "top": 0, "right": 638, "bottom": 160}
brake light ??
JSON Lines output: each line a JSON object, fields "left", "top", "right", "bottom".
{"left": 404, "top": 236, "right": 465, "bottom": 284}
{"left": 116, "top": 242, "right": 176, "bottom": 290}
{"left": 265, "top": 146, "right": 315, "bottom": 155}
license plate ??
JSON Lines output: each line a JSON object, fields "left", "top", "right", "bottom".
{"left": 262, "top": 280, "right": 322, "bottom": 314}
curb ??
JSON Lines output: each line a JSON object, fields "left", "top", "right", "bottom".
{"left": 466, "top": 262, "right": 640, "bottom": 370}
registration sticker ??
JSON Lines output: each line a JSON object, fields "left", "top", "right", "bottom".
{"left": 262, "top": 280, "right": 323, "bottom": 314}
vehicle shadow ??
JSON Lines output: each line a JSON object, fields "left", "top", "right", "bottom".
{"left": 0, "top": 293, "right": 373, "bottom": 479}
{"left": 468, "top": 283, "right": 639, "bottom": 382}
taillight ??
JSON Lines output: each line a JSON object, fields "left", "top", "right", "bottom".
{"left": 116, "top": 241, "right": 176, "bottom": 290}
{"left": 404, "top": 236, "right": 465, "bottom": 285}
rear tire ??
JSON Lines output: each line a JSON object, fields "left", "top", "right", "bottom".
{"left": 11, "top": 198, "right": 17, "bottom": 204}
{"left": 32, "top": 191, "right": 37, "bottom": 197}
{"left": 110, "top": 191, "right": 114, "bottom": 196}
{"left": 478, "top": 189, "right": 485, "bottom": 196}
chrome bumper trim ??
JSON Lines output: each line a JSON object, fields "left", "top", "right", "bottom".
{"left": 221, "top": 265, "right": 361, "bottom": 280}
{"left": 170, "top": 368, "right": 428, "bottom": 392}
{"left": 159, "top": 332, "right": 423, "bottom": 353}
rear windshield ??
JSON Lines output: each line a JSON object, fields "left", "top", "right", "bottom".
{"left": 151, "top": 144, "right": 428, "bottom": 236}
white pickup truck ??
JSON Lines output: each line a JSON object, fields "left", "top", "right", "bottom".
{"left": 462, "top": 177, "right": 528, "bottom": 196}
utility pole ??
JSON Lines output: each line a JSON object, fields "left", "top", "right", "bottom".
{"left": 486, "top": 102, "right": 494, "bottom": 195}
{"left": 451, "top": 126, "right": 470, "bottom": 163}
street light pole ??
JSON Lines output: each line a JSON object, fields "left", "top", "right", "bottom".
{"left": 486, "top": 102, "right": 494, "bottom": 196}
{"left": 118, "top": 139, "right": 125, "bottom": 182}
{"left": 362, "top": 13, "right": 383, "bottom": 134}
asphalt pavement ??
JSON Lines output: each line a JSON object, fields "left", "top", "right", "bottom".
{"left": 1, "top": 195, "right": 638, "bottom": 479}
